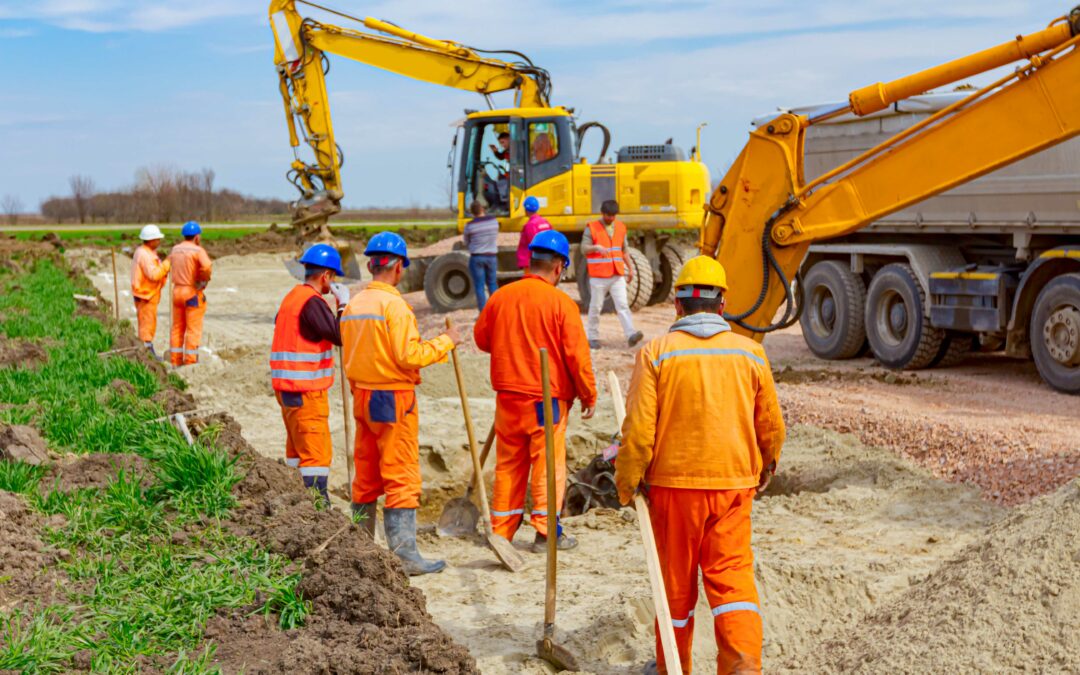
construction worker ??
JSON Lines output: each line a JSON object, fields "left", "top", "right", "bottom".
{"left": 583, "top": 199, "right": 644, "bottom": 349}
{"left": 615, "top": 256, "right": 785, "bottom": 675}
{"left": 341, "top": 231, "right": 460, "bottom": 575}
{"left": 474, "top": 230, "right": 597, "bottom": 552}
{"left": 168, "top": 221, "right": 212, "bottom": 366}
{"left": 270, "top": 244, "right": 351, "bottom": 505}
{"left": 130, "top": 224, "right": 171, "bottom": 359}
{"left": 515, "top": 196, "right": 551, "bottom": 269}
{"left": 463, "top": 201, "right": 500, "bottom": 312}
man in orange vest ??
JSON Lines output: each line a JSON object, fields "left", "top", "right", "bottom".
{"left": 131, "top": 224, "right": 171, "bottom": 359}
{"left": 341, "top": 232, "right": 460, "bottom": 575}
{"left": 615, "top": 256, "right": 785, "bottom": 675}
{"left": 474, "top": 230, "right": 597, "bottom": 553}
{"left": 270, "top": 244, "right": 351, "bottom": 505}
{"left": 168, "top": 221, "right": 212, "bottom": 366}
{"left": 583, "top": 199, "right": 644, "bottom": 349}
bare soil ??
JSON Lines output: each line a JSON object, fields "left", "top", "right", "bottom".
{"left": 0, "top": 491, "right": 65, "bottom": 612}
{"left": 0, "top": 424, "right": 51, "bottom": 465}
{"left": 0, "top": 337, "right": 47, "bottom": 369}
{"left": 46, "top": 453, "right": 149, "bottom": 492}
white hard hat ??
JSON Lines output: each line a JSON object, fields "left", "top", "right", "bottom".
{"left": 139, "top": 224, "right": 164, "bottom": 241}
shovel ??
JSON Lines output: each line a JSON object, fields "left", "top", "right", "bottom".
{"left": 607, "top": 371, "right": 682, "bottom": 674}
{"left": 437, "top": 424, "right": 494, "bottom": 537}
{"left": 337, "top": 347, "right": 355, "bottom": 501}
{"left": 446, "top": 318, "right": 525, "bottom": 573}
{"left": 536, "top": 348, "right": 580, "bottom": 671}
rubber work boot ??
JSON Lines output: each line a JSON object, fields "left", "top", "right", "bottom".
{"left": 628, "top": 331, "right": 645, "bottom": 347}
{"left": 351, "top": 501, "right": 377, "bottom": 539}
{"left": 589, "top": 340, "right": 602, "bottom": 350}
{"left": 532, "top": 532, "right": 578, "bottom": 553}
{"left": 383, "top": 507, "right": 446, "bottom": 576}
{"left": 642, "top": 660, "right": 658, "bottom": 675}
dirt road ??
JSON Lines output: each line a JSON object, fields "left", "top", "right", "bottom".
{"left": 75, "top": 249, "right": 1080, "bottom": 672}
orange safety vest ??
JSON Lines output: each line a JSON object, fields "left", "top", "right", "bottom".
{"left": 270, "top": 285, "right": 335, "bottom": 392}
{"left": 585, "top": 220, "right": 627, "bottom": 278}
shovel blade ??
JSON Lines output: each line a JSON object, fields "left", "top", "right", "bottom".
{"left": 536, "top": 638, "right": 579, "bottom": 672}
{"left": 487, "top": 533, "right": 526, "bottom": 572}
{"left": 437, "top": 496, "right": 480, "bottom": 537}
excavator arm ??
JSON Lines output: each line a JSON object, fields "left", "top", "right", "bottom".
{"left": 702, "top": 8, "right": 1080, "bottom": 338}
{"left": 269, "top": 0, "right": 551, "bottom": 231}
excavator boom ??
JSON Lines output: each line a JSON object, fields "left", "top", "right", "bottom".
{"left": 702, "top": 8, "right": 1080, "bottom": 337}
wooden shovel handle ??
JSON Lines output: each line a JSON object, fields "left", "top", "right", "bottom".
{"left": 541, "top": 348, "right": 557, "bottom": 627}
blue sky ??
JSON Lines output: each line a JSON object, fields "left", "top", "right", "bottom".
{"left": 0, "top": 0, "right": 1058, "bottom": 212}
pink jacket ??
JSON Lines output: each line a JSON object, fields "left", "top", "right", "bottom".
{"left": 516, "top": 214, "right": 552, "bottom": 269}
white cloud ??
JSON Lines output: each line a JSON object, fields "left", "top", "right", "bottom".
{"left": 0, "top": 0, "right": 257, "bottom": 32}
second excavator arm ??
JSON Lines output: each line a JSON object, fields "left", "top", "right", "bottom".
{"left": 269, "top": 0, "right": 552, "bottom": 231}
{"left": 703, "top": 8, "right": 1080, "bottom": 337}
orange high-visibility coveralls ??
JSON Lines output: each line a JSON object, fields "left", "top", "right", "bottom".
{"left": 270, "top": 285, "right": 336, "bottom": 479}
{"left": 341, "top": 281, "right": 453, "bottom": 509}
{"left": 474, "top": 274, "right": 597, "bottom": 539}
{"left": 130, "top": 244, "right": 170, "bottom": 345}
{"left": 168, "top": 240, "right": 212, "bottom": 366}
{"left": 616, "top": 319, "right": 785, "bottom": 675}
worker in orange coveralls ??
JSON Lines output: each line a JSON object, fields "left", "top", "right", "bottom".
{"left": 130, "top": 224, "right": 171, "bottom": 360}
{"left": 341, "top": 231, "right": 459, "bottom": 576}
{"left": 270, "top": 244, "right": 351, "bottom": 506}
{"left": 474, "top": 230, "right": 597, "bottom": 553}
{"left": 168, "top": 221, "right": 212, "bottom": 366}
{"left": 615, "top": 256, "right": 786, "bottom": 675}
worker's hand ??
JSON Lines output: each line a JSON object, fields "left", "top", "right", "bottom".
{"left": 581, "top": 404, "right": 595, "bottom": 420}
{"left": 755, "top": 462, "right": 776, "bottom": 496}
{"left": 162, "top": 259, "right": 171, "bottom": 271}
{"left": 445, "top": 323, "right": 462, "bottom": 346}
{"left": 330, "top": 282, "right": 350, "bottom": 309}
{"left": 489, "top": 143, "right": 498, "bottom": 153}
{"left": 625, "top": 266, "right": 634, "bottom": 283}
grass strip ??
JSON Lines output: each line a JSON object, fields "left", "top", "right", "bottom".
{"left": 0, "top": 258, "right": 308, "bottom": 673}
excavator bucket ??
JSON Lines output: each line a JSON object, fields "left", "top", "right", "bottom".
{"left": 286, "top": 243, "right": 364, "bottom": 282}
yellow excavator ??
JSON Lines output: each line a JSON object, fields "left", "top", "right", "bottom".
{"left": 269, "top": 0, "right": 709, "bottom": 309}
{"left": 703, "top": 7, "right": 1080, "bottom": 393}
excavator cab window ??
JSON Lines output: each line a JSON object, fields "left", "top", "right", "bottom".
{"left": 460, "top": 118, "right": 518, "bottom": 217}
{"left": 524, "top": 117, "right": 573, "bottom": 189}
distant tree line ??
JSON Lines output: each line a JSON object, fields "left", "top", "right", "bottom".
{"left": 38, "top": 166, "right": 289, "bottom": 224}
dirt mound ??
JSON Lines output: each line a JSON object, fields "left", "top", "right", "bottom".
{"left": 202, "top": 228, "right": 299, "bottom": 258}
{"left": 151, "top": 387, "right": 197, "bottom": 415}
{"left": 195, "top": 415, "right": 477, "bottom": 674}
{"left": 0, "top": 424, "right": 52, "bottom": 465}
{"left": 0, "top": 491, "right": 64, "bottom": 609}
{"left": 0, "top": 236, "right": 57, "bottom": 274}
{"left": 47, "top": 453, "right": 148, "bottom": 491}
{"left": 806, "top": 478, "right": 1080, "bottom": 673}
{"left": 0, "top": 336, "right": 48, "bottom": 369}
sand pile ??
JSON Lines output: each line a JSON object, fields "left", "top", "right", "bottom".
{"left": 806, "top": 478, "right": 1080, "bottom": 673}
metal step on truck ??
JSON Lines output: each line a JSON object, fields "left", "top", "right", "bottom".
{"left": 759, "top": 92, "right": 1080, "bottom": 393}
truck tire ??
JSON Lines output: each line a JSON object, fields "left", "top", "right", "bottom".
{"left": 648, "top": 244, "right": 692, "bottom": 305}
{"left": 799, "top": 260, "right": 867, "bottom": 360}
{"left": 930, "top": 332, "right": 974, "bottom": 368}
{"left": 576, "top": 246, "right": 653, "bottom": 312}
{"left": 865, "top": 263, "right": 944, "bottom": 370}
{"left": 1030, "top": 273, "right": 1080, "bottom": 394}
{"left": 423, "top": 251, "right": 475, "bottom": 313}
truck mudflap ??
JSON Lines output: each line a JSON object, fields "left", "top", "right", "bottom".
{"left": 929, "top": 267, "right": 1019, "bottom": 332}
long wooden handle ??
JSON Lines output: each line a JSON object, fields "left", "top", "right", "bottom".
{"left": 540, "top": 348, "right": 557, "bottom": 631}
{"left": 606, "top": 371, "right": 682, "bottom": 674}
{"left": 337, "top": 347, "right": 354, "bottom": 494}
{"left": 470, "top": 424, "right": 496, "bottom": 494}
{"left": 447, "top": 319, "right": 495, "bottom": 532}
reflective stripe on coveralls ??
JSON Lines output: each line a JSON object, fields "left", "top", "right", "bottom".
{"left": 169, "top": 241, "right": 211, "bottom": 366}
{"left": 276, "top": 390, "right": 333, "bottom": 477}
{"left": 270, "top": 285, "right": 335, "bottom": 391}
{"left": 351, "top": 387, "right": 422, "bottom": 508}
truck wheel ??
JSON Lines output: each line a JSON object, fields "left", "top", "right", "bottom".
{"left": 648, "top": 244, "right": 691, "bottom": 305}
{"left": 865, "top": 263, "right": 944, "bottom": 370}
{"left": 1030, "top": 273, "right": 1080, "bottom": 394}
{"left": 423, "top": 251, "right": 475, "bottom": 313}
{"left": 625, "top": 247, "right": 654, "bottom": 311}
{"left": 799, "top": 260, "right": 867, "bottom": 360}
{"left": 930, "top": 333, "right": 974, "bottom": 368}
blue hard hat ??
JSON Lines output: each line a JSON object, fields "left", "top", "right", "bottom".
{"left": 523, "top": 196, "right": 540, "bottom": 213}
{"left": 181, "top": 221, "right": 202, "bottom": 237}
{"left": 364, "top": 231, "right": 410, "bottom": 268}
{"left": 298, "top": 243, "right": 344, "bottom": 276}
{"left": 528, "top": 230, "right": 570, "bottom": 265}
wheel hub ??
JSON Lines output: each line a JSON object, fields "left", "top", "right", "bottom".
{"left": 1043, "top": 306, "right": 1080, "bottom": 366}
{"left": 446, "top": 272, "right": 468, "bottom": 297}
{"left": 888, "top": 302, "right": 908, "bottom": 334}
{"left": 820, "top": 296, "right": 836, "bottom": 328}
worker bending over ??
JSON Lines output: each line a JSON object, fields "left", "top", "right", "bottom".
{"left": 342, "top": 232, "right": 459, "bottom": 575}
{"left": 583, "top": 199, "right": 643, "bottom": 349}
{"left": 615, "top": 257, "right": 785, "bottom": 675}
{"left": 475, "top": 230, "right": 597, "bottom": 552}
{"left": 270, "top": 244, "right": 351, "bottom": 505}
{"left": 131, "top": 224, "right": 170, "bottom": 359}
{"left": 168, "top": 221, "right": 212, "bottom": 366}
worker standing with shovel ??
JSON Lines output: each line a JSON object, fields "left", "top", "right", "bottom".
{"left": 615, "top": 257, "right": 786, "bottom": 675}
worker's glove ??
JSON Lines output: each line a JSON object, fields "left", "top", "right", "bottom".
{"left": 162, "top": 259, "right": 172, "bottom": 271}
{"left": 330, "top": 282, "right": 350, "bottom": 308}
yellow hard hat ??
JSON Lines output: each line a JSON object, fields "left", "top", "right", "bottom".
{"left": 675, "top": 256, "right": 728, "bottom": 294}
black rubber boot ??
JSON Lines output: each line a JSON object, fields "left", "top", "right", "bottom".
{"left": 383, "top": 507, "right": 446, "bottom": 576}
{"left": 351, "top": 501, "right": 377, "bottom": 539}
{"left": 642, "top": 659, "right": 658, "bottom": 675}
{"left": 302, "top": 475, "right": 330, "bottom": 507}
{"left": 532, "top": 531, "right": 578, "bottom": 553}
